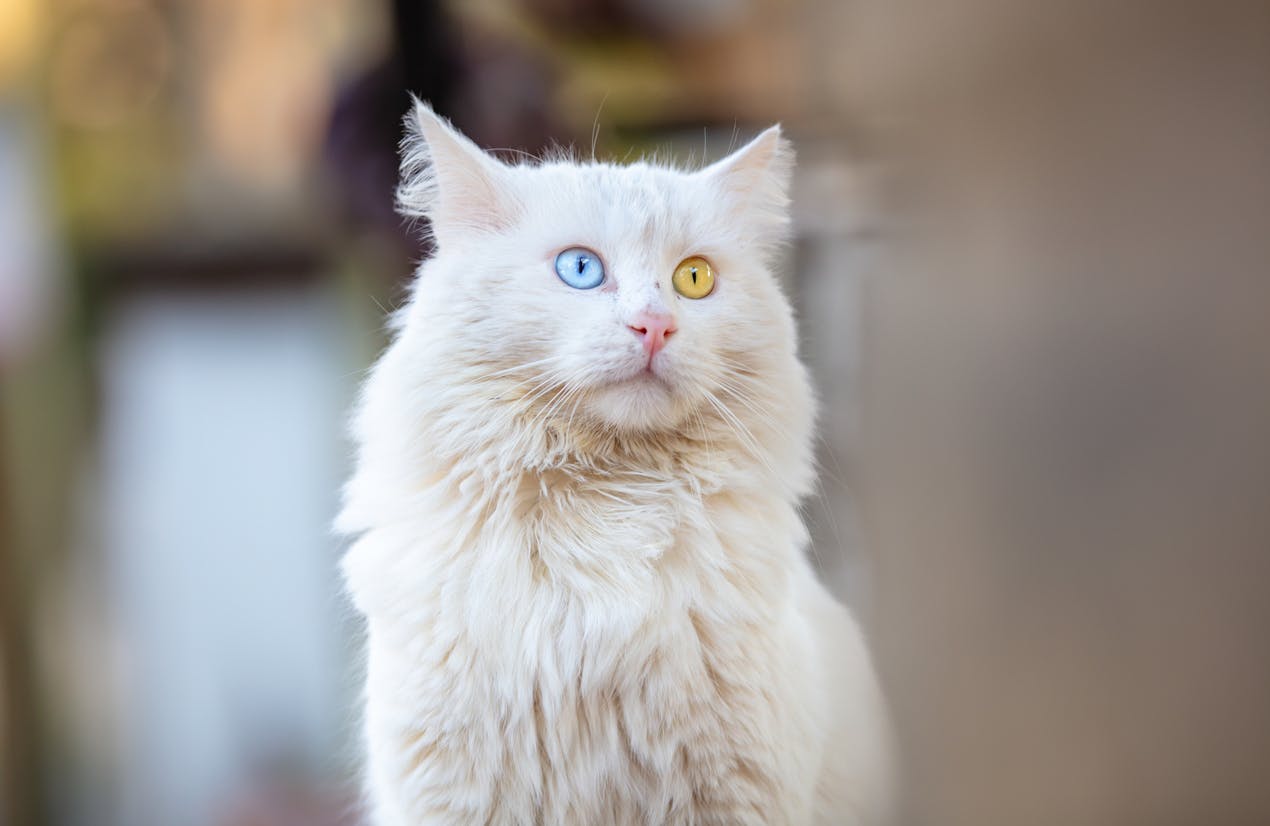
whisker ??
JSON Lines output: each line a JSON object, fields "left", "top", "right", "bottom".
{"left": 480, "top": 356, "right": 569, "bottom": 380}
{"left": 702, "top": 391, "right": 782, "bottom": 485}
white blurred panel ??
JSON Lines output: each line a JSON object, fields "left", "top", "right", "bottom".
{"left": 97, "top": 287, "right": 353, "bottom": 826}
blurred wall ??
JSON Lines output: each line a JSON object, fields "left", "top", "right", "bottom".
{"left": 842, "top": 3, "right": 1270, "bottom": 824}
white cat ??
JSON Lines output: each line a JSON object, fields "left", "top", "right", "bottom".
{"left": 338, "top": 100, "right": 893, "bottom": 826}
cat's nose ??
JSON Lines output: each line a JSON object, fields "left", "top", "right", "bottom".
{"left": 628, "top": 312, "right": 677, "bottom": 359}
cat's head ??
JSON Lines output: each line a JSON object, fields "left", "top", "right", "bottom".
{"left": 395, "top": 100, "right": 809, "bottom": 444}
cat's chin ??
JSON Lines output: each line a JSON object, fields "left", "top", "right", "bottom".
{"left": 585, "top": 373, "right": 684, "bottom": 431}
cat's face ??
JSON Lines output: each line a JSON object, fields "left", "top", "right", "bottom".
{"left": 398, "top": 101, "right": 800, "bottom": 434}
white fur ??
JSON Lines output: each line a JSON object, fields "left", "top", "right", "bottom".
{"left": 338, "top": 101, "right": 893, "bottom": 825}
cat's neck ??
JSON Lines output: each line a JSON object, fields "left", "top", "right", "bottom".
{"left": 433, "top": 397, "right": 767, "bottom": 495}
{"left": 419, "top": 415, "right": 806, "bottom": 602}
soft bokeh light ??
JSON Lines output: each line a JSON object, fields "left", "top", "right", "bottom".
{"left": 0, "top": 0, "right": 42, "bottom": 89}
{"left": 48, "top": 1, "right": 169, "bottom": 131}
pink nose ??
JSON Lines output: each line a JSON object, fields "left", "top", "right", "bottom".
{"left": 628, "top": 312, "right": 677, "bottom": 359}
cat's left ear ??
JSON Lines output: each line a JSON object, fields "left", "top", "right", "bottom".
{"left": 397, "top": 98, "right": 516, "bottom": 242}
{"left": 699, "top": 125, "right": 794, "bottom": 247}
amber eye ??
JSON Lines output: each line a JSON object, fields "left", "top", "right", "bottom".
{"left": 672, "top": 256, "right": 715, "bottom": 299}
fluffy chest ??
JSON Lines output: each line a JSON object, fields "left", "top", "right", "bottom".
{"left": 349, "top": 465, "right": 808, "bottom": 821}
{"left": 348, "top": 456, "right": 801, "bottom": 666}
{"left": 370, "top": 469, "right": 785, "bottom": 689}
{"left": 364, "top": 568, "right": 798, "bottom": 825}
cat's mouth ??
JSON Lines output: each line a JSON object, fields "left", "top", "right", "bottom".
{"left": 627, "top": 360, "right": 673, "bottom": 386}
{"left": 577, "top": 361, "right": 681, "bottom": 428}
{"left": 597, "top": 368, "right": 671, "bottom": 393}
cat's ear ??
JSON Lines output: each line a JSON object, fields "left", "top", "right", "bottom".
{"left": 699, "top": 125, "right": 794, "bottom": 247}
{"left": 397, "top": 98, "right": 515, "bottom": 239}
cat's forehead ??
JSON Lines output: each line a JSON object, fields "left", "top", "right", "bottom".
{"left": 514, "top": 160, "right": 713, "bottom": 245}
{"left": 527, "top": 160, "right": 691, "bottom": 202}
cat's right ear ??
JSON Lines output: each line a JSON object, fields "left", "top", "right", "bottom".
{"left": 397, "top": 98, "right": 515, "bottom": 240}
{"left": 697, "top": 125, "right": 794, "bottom": 253}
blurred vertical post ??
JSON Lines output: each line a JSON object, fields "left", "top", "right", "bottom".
{"left": 0, "top": 0, "right": 53, "bottom": 821}
{"left": 0, "top": 438, "right": 41, "bottom": 826}
{"left": 840, "top": 2, "right": 1270, "bottom": 824}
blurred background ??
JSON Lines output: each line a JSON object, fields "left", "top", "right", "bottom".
{"left": 1, "top": 1, "right": 1268, "bottom": 825}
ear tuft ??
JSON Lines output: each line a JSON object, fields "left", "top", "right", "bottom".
{"left": 397, "top": 97, "right": 515, "bottom": 240}
{"left": 395, "top": 98, "right": 442, "bottom": 221}
{"left": 701, "top": 125, "right": 796, "bottom": 249}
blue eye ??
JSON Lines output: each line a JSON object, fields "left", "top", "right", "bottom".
{"left": 554, "top": 247, "right": 605, "bottom": 289}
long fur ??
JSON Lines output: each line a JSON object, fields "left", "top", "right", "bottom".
{"left": 338, "top": 101, "right": 893, "bottom": 825}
